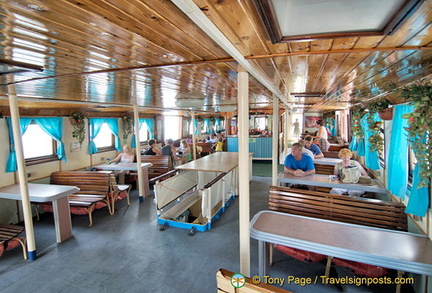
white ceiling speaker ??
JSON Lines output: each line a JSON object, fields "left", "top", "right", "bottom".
{"left": 175, "top": 92, "right": 205, "bottom": 108}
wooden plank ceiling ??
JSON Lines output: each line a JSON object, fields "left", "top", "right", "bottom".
{"left": 0, "top": 0, "right": 431, "bottom": 116}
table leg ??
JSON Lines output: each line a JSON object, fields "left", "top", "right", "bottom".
{"left": 258, "top": 240, "right": 268, "bottom": 277}
{"left": 52, "top": 197, "right": 72, "bottom": 243}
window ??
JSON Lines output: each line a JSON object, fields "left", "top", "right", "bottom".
{"left": 22, "top": 122, "right": 56, "bottom": 163}
{"left": 164, "top": 115, "right": 181, "bottom": 140}
{"left": 139, "top": 123, "right": 149, "bottom": 142}
{"left": 93, "top": 122, "right": 114, "bottom": 149}
{"left": 407, "top": 144, "right": 418, "bottom": 188}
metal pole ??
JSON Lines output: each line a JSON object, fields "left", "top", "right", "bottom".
{"left": 238, "top": 64, "right": 250, "bottom": 276}
{"left": 7, "top": 76, "right": 36, "bottom": 261}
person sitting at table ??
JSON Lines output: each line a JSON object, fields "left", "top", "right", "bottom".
{"left": 304, "top": 135, "right": 324, "bottom": 159}
{"left": 176, "top": 139, "right": 192, "bottom": 164}
{"left": 284, "top": 142, "right": 315, "bottom": 177}
{"left": 141, "top": 139, "right": 161, "bottom": 155}
{"left": 282, "top": 140, "right": 314, "bottom": 163}
{"left": 111, "top": 144, "right": 135, "bottom": 184}
{"left": 330, "top": 148, "right": 368, "bottom": 197}
{"left": 161, "top": 138, "right": 176, "bottom": 162}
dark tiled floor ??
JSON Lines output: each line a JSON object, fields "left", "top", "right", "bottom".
{"left": 0, "top": 165, "right": 415, "bottom": 293}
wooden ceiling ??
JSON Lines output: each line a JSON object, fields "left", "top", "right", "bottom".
{"left": 0, "top": 0, "right": 431, "bottom": 115}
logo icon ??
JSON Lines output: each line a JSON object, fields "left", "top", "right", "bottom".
{"left": 230, "top": 273, "right": 246, "bottom": 288}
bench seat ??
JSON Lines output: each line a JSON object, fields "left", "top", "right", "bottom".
{"left": 268, "top": 185, "right": 408, "bottom": 277}
{"left": 36, "top": 171, "right": 125, "bottom": 226}
{"left": 0, "top": 224, "right": 26, "bottom": 259}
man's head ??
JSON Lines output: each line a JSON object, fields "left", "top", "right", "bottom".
{"left": 291, "top": 142, "right": 303, "bottom": 158}
{"left": 304, "top": 135, "right": 314, "bottom": 148}
{"left": 165, "top": 138, "right": 173, "bottom": 145}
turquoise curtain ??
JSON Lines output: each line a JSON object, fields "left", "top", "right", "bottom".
{"left": 6, "top": 117, "right": 32, "bottom": 172}
{"left": 349, "top": 135, "right": 358, "bottom": 151}
{"left": 105, "top": 118, "right": 121, "bottom": 151}
{"left": 143, "top": 118, "right": 154, "bottom": 139}
{"left": 34, "top": 117, "right": 66, "bottom": 162}
{"left": 204, "top": 118, "right": 210, "bottom": 134}
{"left": 360, "top": 112, "right": 380, "bottom": 170}
{"left": 193, "top": 118, "right": 199, "bottom": 135}
{"left": 131, "top": 119, "right": 145, "bottom": 149}
{"left": 215, "top": 118, "right": 221, "bottom": 132}
{"left": 88, "top": 118, "right": 105, "bottom": 154}
{"left": 406, "top": 164, "right": 430, "bottom": 217}
{"left": 387, "top": 104, "right": 414, "bottom": 199}
{"left": 357, "top": 137, "right": 365, "bottom": 156}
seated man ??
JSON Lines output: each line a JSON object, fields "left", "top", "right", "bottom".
{"left": 304, "top": 135, "right": 324, "bottom": 159}
{"left": 284, "top": 142, "right": 316, "bottom": 177}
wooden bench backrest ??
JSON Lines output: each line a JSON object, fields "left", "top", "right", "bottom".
{"left": 196, "top": 142, "right": 213, "bottom": 153}
{"left": 314, "top": 163, "right": 334, "bottom": 175}
{"left": 50, "top": 171, "right": 112, "bottom": 196}
{"left": 141, "top": 155, "right": 173, "bottom": 171}
{"left": 269, "top": 185, "right": 408, "bottom": 231}
{"left": 322, "top": 151, "right": 340, "bottom": 158}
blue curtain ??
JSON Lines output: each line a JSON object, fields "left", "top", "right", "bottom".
{"left": 405, "top": 164, "right": 430, "bottom": 217}
{"left": 357, "top": 137, "right": 365, "bottom": 156}
{"left": 131, "top": 119, "right": 145, "bottom": 149}
{"left": 387, "top": 104, "right": 414, "bottom": 199}
{"left": 215, "top": 118, "right": 221, "bottom": 132}
{"left": 6, "top": 118, "right": 32, "bottom": 172}
{"left": 105, "top": 118, "right": 121, "bottom": 151}
{"left": 204, "top": 118, "right": 210, "bottom": 134}
{"left": 349, "top": 135, "right": 358, "bottom": 151}
{"left": 34, "top": 117, "right": 66, "bottom": 162}
{"left": 143, "top": 118, "right": 154, "bottom": 139}
{"left": 193, "top": 118, "right": 199, "bottom": 135}
{"left": 88, "top": 118, "right": 105, "bottom": 154}
{"left": 360, "top": 112, "right": 380, "bottom": 170}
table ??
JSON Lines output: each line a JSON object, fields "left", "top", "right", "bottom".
{"left": 278, "top": 172, "right": 388, "bottom": 194}
{"left": 93, "top": 162, "right": 152, "bottom": 196}
{"left": 176, "top": 152, "right": 240, "bottom": 173}
{"left": 250, "top": 210, "right": 432, "bottom": 277}
{"left": 314, "top": 157, "right": 341, "bottom": 165}
{"left": 0, "top": 183, "right": 79, "bottom": 243}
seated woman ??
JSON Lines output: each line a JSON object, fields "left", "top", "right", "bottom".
{"left": 111, "top": 145, "right": 135, "bottom": 184}
{"left": 330, "top": 148, "right": 368, "bottom": 197}
{"left": 176, "top": 139, "right": 191, "bottom": 164}
{"left": 141, "top": 139, "right": 161, "bottom": 155}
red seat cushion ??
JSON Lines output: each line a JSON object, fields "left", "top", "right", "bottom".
{"left": 333, "top": 258, "right": 389, "bottom": 277}
{"left": 275, "top": 245, "right": 327, "bottom": 263}
{"left": 0, "top": 243, "right": 4, "bottom": 257}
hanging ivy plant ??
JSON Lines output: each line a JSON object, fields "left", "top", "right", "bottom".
{"left": 122, "top": 114, "right": 134, "bottom": 141}
{"left": 350, "top": 105, "right": 366, "bottom": 138}
{"left": 69, "top": 111, "right": 87, "bottom": 146}
{"left": 398, "top": 82, "right": 432, "bottom": 188}
{"left": 366, "top": 99, "right": 390, "bottom": 153}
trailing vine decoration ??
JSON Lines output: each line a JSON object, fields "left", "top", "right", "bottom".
{"left": 122, "top": 114, "right": 134, "bottom": 141}
{"left": 366, "top": 99, "right": 390, "bottom": 153}
{"left": 398, "top": 82, "right": 432, "bottom": 188}
{"left": 350, "top": 106, "right": 366, "bottom": 139}
{"left": 69, "top": 111, "right": 87, "bottom": 146}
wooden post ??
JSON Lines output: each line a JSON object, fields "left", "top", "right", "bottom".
{"left": 272, "top": 96, "right": 279, "bottom": 186}
{"left": 238, "top": 64, "right": 250, "bottom": 276}
{"left": 7, "top": 76, "right": 36, "bottom": 261}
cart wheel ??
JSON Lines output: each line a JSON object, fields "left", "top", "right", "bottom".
{"left": 188, "top": 227, "right": 195, "bottom": 236}
{"left": 160, "top": 222, "right": 168, "bottom": 231}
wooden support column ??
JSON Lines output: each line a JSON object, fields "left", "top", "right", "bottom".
{"left": 133, "top": 104, "right": 145, "bottom": 201}
{"left": 238, "top": 64, "right": 250, "bottom": 276}
{"left": 272, "top": 96, "right": 279, "bottom": 186}
{"left": 7, "top": 76, "right": 36, "bottom": 261}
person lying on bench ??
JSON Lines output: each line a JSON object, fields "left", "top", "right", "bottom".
{"left": 330, "top": 148, "right": 368, "bottom": 197}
